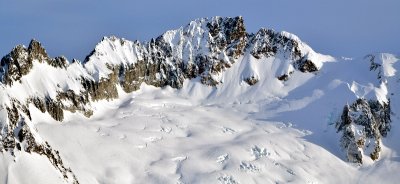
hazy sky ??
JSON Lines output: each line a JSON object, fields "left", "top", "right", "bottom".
{"left": 1, "top": 0, "right": 399, "bottom": 60}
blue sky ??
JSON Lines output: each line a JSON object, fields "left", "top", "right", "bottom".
{"left": 1, "top": 0, "right": 399, "bottom": 60}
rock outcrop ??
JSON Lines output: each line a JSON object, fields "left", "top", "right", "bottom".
{"left": 336, "top": 98, "right": 391, "bottom": 164}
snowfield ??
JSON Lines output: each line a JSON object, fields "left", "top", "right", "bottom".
{"left": 36, "top": 92, "right": 352, "bottom": 184}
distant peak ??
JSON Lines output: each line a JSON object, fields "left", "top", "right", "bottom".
{"left": 28, "top": 38, "right": 41, "bottom": 48}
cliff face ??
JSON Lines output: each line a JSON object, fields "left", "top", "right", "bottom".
{"left": 0, "top": 16, "right": 394, "bottom": 183}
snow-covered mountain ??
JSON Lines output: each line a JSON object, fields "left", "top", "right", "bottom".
{"left": 0, "top": 16, "right": 399, "bottom": 184}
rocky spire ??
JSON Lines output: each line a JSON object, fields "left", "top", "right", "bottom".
{"left": 336, "top": 98, "right": 391, "bottom": 163}
{"left": 0, "top": 39, "right": 51, "bottom": 85}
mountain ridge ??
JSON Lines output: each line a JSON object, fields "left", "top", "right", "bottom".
{"left": 0, "top": 16, "right": 398, "bottom": 183}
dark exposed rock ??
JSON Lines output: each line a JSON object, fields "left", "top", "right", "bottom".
{"left": 249, "top": 28, "right": 302, "bottom": 61}
{"left": 28, "top": 39, "right": 49, "bottom": 62}
{"left": 45, "top": 98, "right": 64, "bottom": 121}
{"left": 277, "top": 74, "right": 289, "bottom": 81}
{"left": 365, "top": 54, "right": 388, "bottom": 81}
{"left": 0, "top": 45, "right": 31, "bottom": 85}
{"left": 194, "top": 55, "right": 224, "bottom": 86}
{"left": 249, "top": 28, "right": 279, "bottom": 59}
{"left": 31, "top": 97, "right": 46, "bottom": 113}
{"left": 244, "top": 76, "right": 259, "bottom": 85}
{"left": 57, "top": 90, "right": 92, "bottom": 116}
{"left": 248, "top": 28, "right": 319, "bottom": 76}
{"left": 50, "top": 56, "right": 69, "bottom": 68}
{"left": 336, "top": 98, "right": 391, "bottom": 163}
{"left": 277, "top": 71, "right": 294, "bottom": 81}
{"left": 119, "top": 62, "right": 146, "bottom": 92}
{"left": 82, "top": 69, "right": 119, "bottom": 101}
{"left": 207, "top": 16, "right": 247, "bottom": 59}
{"left": 183, "top": 62, "right": 198, "bottom": 79}
{"left": 295, "top": 59, "right": 318, "bottom": 73}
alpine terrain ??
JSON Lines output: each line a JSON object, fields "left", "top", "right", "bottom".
{"left": 0, "top": 16, "right": 399, "bottom": 184}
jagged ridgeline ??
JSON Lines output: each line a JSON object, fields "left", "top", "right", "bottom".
{"left": 0, "top": 16, "right": 320, "bottom": 123}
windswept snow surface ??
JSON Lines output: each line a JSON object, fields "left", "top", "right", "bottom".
{"left": 34, "top": 86, "right": 356, "bottom": 184}
{"left": 4, "top": 52, "right": 396, "bottom": 183}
